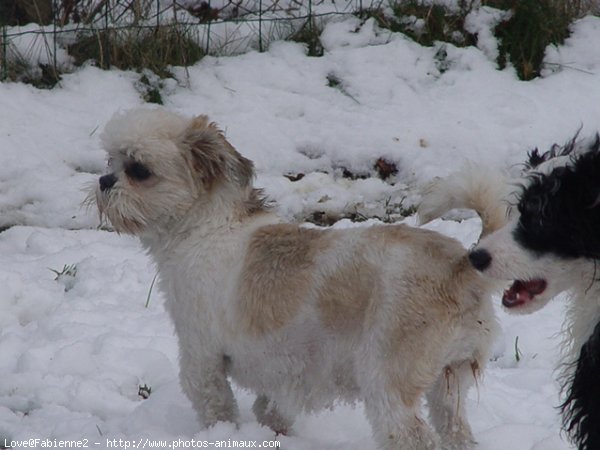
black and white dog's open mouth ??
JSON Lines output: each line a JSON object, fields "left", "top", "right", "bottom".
{"left": 502, "top": 279, "right": 548, "bottom": 308}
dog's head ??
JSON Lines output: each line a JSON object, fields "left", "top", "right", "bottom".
{"left": 469, "top": 135, "right": 600, "bottom": 313}
{"left": 90, "top": 108, "right": 257, "bottom": 235}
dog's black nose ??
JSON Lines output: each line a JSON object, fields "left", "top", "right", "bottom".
{"left": 469, "top": 248, "right": 492, "bottom": 271}
{"left": 99, "top": 173, "right": 117, "bottom": 191}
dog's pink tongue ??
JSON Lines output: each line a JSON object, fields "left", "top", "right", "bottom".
{"left": 502, "top": 279, "right": 547, "bottom": 308}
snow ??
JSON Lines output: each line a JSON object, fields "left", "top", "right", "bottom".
{"left": 2, "top": 9, "right": 600, "bottom": 449}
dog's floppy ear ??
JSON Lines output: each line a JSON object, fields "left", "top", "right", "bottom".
{"left": 182, "top": 115, "right": 254, "bottom": 189}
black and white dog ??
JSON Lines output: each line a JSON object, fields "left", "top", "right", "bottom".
{"left": 419, "top": 134, "right": 600, "bottom": 450}
{"left": 470, "top": 135, "right": 600, "bottom": 450}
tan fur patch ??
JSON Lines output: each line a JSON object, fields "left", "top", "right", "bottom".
{"left": 366, "top": 225, "right": 478, "bottom": 406}
{"left": 238, "top": 224, "right": 331, "bottom": 335}
{"left": 316, "top": 257, "right": 379, "bottom": 333}
{"left": 370, "top": 225, "right": 478, "bottom": 308}
{"left": 369, "top": 224, "right": 461, "bottom": 263}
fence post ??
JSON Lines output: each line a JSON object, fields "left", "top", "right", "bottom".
{"left": 53, "top": 0, "right": 58, "bottom": 79}
{"left": 205, "top": 0, "right": 211, "bottom": 54}
{"left": 308, "top": 0, "right": 313, "bottom": 40}
{"left": 103, "top": 0, "right": 111, "bottom": 68}
{"left": 156, "top": 0, "right": 160, "bottom": 30}
{"left": 258, "top": 0, "right": 264, "bottom": 52}
{"left": 1, "top": 25, "right": 7, "bottom": 81}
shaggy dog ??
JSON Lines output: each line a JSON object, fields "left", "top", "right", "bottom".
{"left": 424, "top": 135, "right": 600, "bottom": 450}
{"left": 91, "top": 107, "right": 502, "bottom": 450}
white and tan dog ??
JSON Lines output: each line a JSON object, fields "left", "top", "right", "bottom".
{"left": 91, "top": 107, "right": 503, "bottom": 450}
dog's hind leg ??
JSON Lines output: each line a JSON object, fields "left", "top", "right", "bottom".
{"left": 252, "top": 394, "right": 293, "bottom": 435}
{"left": 364, "top": 392, "right": 439, "bottom": 450}
{"left": 361, "top": 369, "right": 439, "bottom": 450}
{"left": 426, "top": 359, "right": 479, "bottom": 450}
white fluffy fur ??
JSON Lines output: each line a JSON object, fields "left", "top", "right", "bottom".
{"left": 418, "top": 164, "right": 512, "bottom": 238}
{"left": 92, "top": 108, "right": 502, "bottom": 450}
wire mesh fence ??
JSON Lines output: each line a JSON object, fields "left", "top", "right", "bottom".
{"left": 3, "top": 0, "right": 596, "bottom": 84}
{"left": 0, "top": 0, "right": 379, "bottom": 82}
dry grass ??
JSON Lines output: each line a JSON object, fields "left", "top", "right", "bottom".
{"left": 68, "top": 25, "right": 204, "bottom": 78}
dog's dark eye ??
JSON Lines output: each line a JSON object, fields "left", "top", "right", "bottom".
{"left": 125, "top": 162, "right": 152, "bottom": 181}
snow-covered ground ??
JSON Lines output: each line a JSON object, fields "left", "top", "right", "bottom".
{"left": 2, "top": 10, "right": 600, "bottom": 449}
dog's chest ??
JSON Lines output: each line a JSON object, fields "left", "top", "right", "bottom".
{"left": 157, "top": 232, "right": 246, "bottom": 338}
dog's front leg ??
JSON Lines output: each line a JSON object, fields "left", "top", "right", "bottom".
{"left": 179, "top": 344, "right": 239, "bottom": 428}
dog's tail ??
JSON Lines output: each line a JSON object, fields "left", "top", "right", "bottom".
{"left": 417, "top": 164, "right": 510, "bottom": 238}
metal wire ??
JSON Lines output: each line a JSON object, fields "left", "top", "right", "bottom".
{"left": 0, "top": 1, "right": 371, "bottom": 81}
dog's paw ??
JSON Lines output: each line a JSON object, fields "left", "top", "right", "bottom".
{"left": 439, "top": 432, "right": 476, "bottom": 450}
{"left": 252, "top": 394, "right": 294, "bottom": 436}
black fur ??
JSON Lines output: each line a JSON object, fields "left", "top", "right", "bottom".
{"left": 514, "top": 134, "right": 600, "bottom": 259}
{"left": 525, "top": 130, "right": 581, "bottom": 170}
{"left": 561, "top": 320, "right": 600, "bottom": 450}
